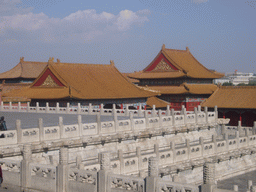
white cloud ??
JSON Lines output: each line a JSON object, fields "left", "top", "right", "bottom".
{"left": 0, "top": 2, "right": 150, "bottom": 43}
{"left": 0, "top": 0, "right": 33, "bottom": 16}
{"left": 191, "top": 0, "right": 209, "bottom": 4}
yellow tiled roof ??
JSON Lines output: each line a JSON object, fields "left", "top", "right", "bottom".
{"left": 183, "top": 83, "right": 217, "bottom": 94}
{"left": 146, "top": 96, "right": 171, "bottom": 109}
{"left": 201, "top": 86, "right": 256, "bottom": 109}
{"left": 0, "top": 59, "right": 47, "bottom": 79}
{"left": 144, "top": 83, "right": 217, "bottom": 95}
{"left": 3, "top": 61, "right": 157, "bottom": 100}
{"left": 128, "top": 45, "right": 224, "bottom": 79}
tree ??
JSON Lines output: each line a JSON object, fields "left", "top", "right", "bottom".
{"left": 222, "top": 82, "right": 233, "bottom": 86}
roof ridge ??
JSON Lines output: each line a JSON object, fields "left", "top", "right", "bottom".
{"left": 52, "top": 62, "right": 111, "bottom": 66}
{"left": 165, "top": 48, "right": 187, "bottom": 52}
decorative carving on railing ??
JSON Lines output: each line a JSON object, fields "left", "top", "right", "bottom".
{"left": 109, "top": 175, "right": 144, "bottom": 192}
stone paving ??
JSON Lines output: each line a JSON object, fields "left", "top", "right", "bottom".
{"left": 217, "top": 170, "right": 256, "bottom": 191}
{"left": 0, "top": 111, "right": 130, "bottom": 130}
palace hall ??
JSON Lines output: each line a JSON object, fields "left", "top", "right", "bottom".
{"left": 128, "top": 45, "right": 224, "bottom": 111}
{"left": 2, "top": 58, "right": 159, "bottom": 108}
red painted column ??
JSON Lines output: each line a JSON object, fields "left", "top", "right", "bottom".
{"left": 223, "top": 111, "right": 225, "bottom": 119}
{"left": 185, "top": 102, "right": 189, "bottom": 111}
{"left": 239, "top": 112, "right": 242, "bottom": 122}
{"left": 121, "top": 104, "right": 123, "bottom": 109}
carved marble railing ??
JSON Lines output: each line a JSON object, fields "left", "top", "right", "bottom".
{"left": 0, "top": 107, "right": 218, "bottom": 149}
{"left": 79, "top": 132, "right": 256, "bottom": 175}
{"left": 0, "top": 101, "right": 209, "bottom": 117}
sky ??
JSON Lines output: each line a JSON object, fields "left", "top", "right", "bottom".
{"left": 0, "top": 0, "right": 256, "bottom": 74}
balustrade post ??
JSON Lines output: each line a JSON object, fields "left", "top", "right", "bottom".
{"left": 38, "top": 118, "right": 44, "bottom": 142}
{"left": 9, "top": 101, "right": 12, "bottom": 111}
{"left": 100, "top": 104, "right": 104, "bottom": 115}
{"left": 204, "top": 106, "right": 208, "bottom": 124}
{"left": 145, "top": 111, "right": 149, "bottom": 128}
{"left": 233, "top": 185, "right": 239, "bottom": 191}
{"left": 66, "top": 102, "right": 70, "bottom": 114}
{"left": 154, "top": 143, "right": 159, "bottom": 159}
{"left": 88, "top": 103, "right": 92, "bottom": 114}
{"left": 166, "top": 105, "right": 171, "bottom": 116}
{"left": 224, "top": 133, "right": 229, "bottom": 151}
{"left": 112, "top": 104, "right": 116, "bottom": 115}
{"left": 18, "top": 102, "right": 21, "bottom": 112}
{"left": 46, "top": 102, "right": 49, "bottom": 113}
{"left": 59, "top": 117, "right": 64, "bottom": 138}
{"left": 221, "top": 124, "right": 226, "bottom": 135}
{"left": 199, "top": 137, "right": 204, "bottom": 157}
{"left": 253, "top": 122, "right": 256, "bottom": 135}
{"left": 138, "top": 103, "right": 143, "bottom": 117}
{"left": 56, "top": 147, "right": 69, "bottom": 192}
{"left": 26, "top": 102, "right": 30, "bottom": 112}
{"left": 21, "top": 144, "right": 32, "bottom": 192}
{"left": 129, "top": 112, "right": 134, "bottom": 132}
{"left": 77, "top": 103, "right": 81, "bottom": 114}
{"left": 152, "top": 105, "right": 156, "bottom": 117}
{"left": 113, "top": 110, "right": 118, "bottom": 132}
{"left": 146, "top": 157, "right": 159, "bottom": 192}
{"left": 97, "top": 114, "right": 101, "bottom": 134}
{"left": 36, "top": 102, "right": 39, "bottom": 113}
{"left": 171, "top": 108, "right": 175, "bottom": 126}
{"left": 125, "top": 104, "right": 129, "bottom": 116}
{"left": 194, "top": 107, "right": 198, "bottom": 124}
{"left": 78, "top": 115, "right": 82, "bottom": 137}
{"left": 186, "top": 139, "right": 191, "bottom": 159}
{"left": 158, "top": 110, "right": 162, "bottom": 128}
{"left": 248, "top": 180, "right": 253, "bottom": 191}
{"left": 136, "top": 147, "right": 142, "bottom": 172}
{"left": 0, "top": 101, "right": 3, "bottom": 111}
{"left": 118, "top": 150, "right": 124, "bottom": 174}
{"left": 183, "top": 107, "right": 187, "bottom": 125}
{"left": 56, "top": 102, "right": 60, "bottom": 113}
{"left": 236, "top": 131, "right": 240, "bottom": 149}
{"left": 16, "top": 119, "right": 22, "bottom": 144}
{"left": 214, "top": 106, "right": 218, "bottom": 123}
{"left": 170, "top": 141, "right": 176, "bottom": 163}
{"left": 212, "top": 134, "right": 217, "bottom": 155}
{"left": 98, "top": 152, "right": 111, "bottom": 192}
{"left": 181, "top": 105, "right": 185, "bottom": 115}
{"left": 238, "top": 121, "right": 242, "bottom": 134}
{"left": 198, "top": 105, "right": 201, "bottom": 112}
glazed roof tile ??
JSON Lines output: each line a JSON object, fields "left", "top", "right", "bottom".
{"left": 201, "top": 86, "right": 256, "bottom": 109}
{"left": 146, "top": 96, "right": 171, "bottom": 109}
{"left": 145, "top": 83, "right": 217, "bottom": 95}
{"left": 3, "top": 61, "right": 157, "bottom": 100}
{"left": 128, "top": 45, "right": 224, "bottom": 79}
{"left": 0, "top": 59, "right": 47, "bottom": 79}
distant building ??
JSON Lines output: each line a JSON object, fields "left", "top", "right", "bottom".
{"left": 214, "top": 71, "right": 256, "bottom": 85}
{"left": 128, "top": 45, "right": 224, "bottom": 111}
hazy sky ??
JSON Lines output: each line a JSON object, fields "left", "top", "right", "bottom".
{"left": 0, "top": 0, "right": 255, "bottom": 74}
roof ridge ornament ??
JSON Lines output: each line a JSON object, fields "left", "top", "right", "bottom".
{"left": 20, "top": 57, "right": 24, "bottom": 63}
{"left": 110, "top": 60, "right": 115, "bottom": 66}
{"left": 186, "top": 47, "right": 190, "bottom": 52}
{"left": 57, "top": 58, "right": 60, "bottom": 63}
{"left": 48, "top": 57, "right": 54, "bottom": 65}
{"left": 162, "top": 44, "right": 166, "bottom": 50}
